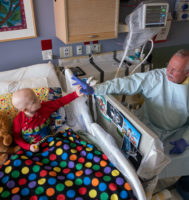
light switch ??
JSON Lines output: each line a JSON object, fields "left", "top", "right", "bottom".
{"left": 42, "top": 50, "right": 53, "bottom": 60}
{"left": 76, "top": 45, "right": 83, "bottom": 55}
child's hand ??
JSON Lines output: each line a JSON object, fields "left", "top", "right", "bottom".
{"left": 76, "top": 85, "right": 84, "bottom": 96}
{"left": 30, "top": 144, "right": 39, "bottom": 152}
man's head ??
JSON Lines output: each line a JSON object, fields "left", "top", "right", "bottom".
{"left": 12, "top": 88, "right": 41, "bottom": 117}
{"left": 166, "top": 49, "right": 189, "bottom": 84}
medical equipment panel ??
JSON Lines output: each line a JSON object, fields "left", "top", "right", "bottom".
{"left": 116, "top": 1, "right": 169, "bottom": 77}
{"left": 143, "top": 3, "right": 169, "bottom": 28}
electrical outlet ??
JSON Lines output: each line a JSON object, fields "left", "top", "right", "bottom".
{"left": 63, "top": 46, "right": 70, "bottom": 57}
{"left": 86, "top": 44, "right": 101, "bottom": 54}
{"left": 91, "top": 44, "right": 101, "bottom": 54}
{"left": 60, "top": 46, "right": 73, "bottom": 58}
{"left": 76, "top": 45, "right": 83, "bottom": 55}
{"left": 86, "top": 44, "right": 92, "bottom": 55}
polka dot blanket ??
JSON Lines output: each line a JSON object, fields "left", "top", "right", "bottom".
{"left": 0, "top": 129, "right": 137, "bottom": 200}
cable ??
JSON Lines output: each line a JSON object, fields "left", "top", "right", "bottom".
{"left": 130, "top": 39, "right": 154, "bottom": 75}
{"left": 115, "top": 13, "right": 134, "bottom": 78}
{"left": 140, "top": 41, "right": 147, "bottom": 60}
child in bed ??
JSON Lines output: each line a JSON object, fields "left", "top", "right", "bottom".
{"left": 12, "top": 86, "right": 84, "bottom": 152}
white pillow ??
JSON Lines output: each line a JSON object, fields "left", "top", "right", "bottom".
{"left": 0, "top": 62, "right": 61, "bottom": 93}
{"left": 0, "top": 77, "right": 48, "bottom": 94}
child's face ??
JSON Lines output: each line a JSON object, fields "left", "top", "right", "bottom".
{"left": 24, "top": 95, "right": 41, "bottom": 117}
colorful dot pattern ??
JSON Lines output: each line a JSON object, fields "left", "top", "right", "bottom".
{"left": 0, "top": 129, "right": 136, "bottom": 200}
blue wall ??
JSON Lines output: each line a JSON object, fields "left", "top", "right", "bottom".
{"left": 0, "top": 0, "right": 189, "bottom": 71}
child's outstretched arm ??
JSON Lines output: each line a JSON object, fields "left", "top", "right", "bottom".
{"left": 40, "top": 76, "right": 95, "bottom": 116}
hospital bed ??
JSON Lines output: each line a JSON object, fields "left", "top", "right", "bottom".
{"left": 0, "top": 62, "right": 168, "bottom": 200}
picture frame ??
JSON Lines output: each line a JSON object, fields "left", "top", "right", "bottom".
{"left": 0, "top": 0, "right": 37, "bottom": 42}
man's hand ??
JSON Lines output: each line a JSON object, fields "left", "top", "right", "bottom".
{"left": 72, "top": 75, "right": 94, "bottom": 95}
{"left": 86, "top": 76, "right": 98, "bottom": 87}
{"left": 169, "top": 138, "right": 188, "bottom": 154}
{"left": 30, "top": 144, "right": 39, "bottom": 152}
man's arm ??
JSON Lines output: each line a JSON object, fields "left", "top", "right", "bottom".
{"left": 94, "top": 72, "right": 148, "bottom": 95}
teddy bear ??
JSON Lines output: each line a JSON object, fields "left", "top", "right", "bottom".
{"left": 0, "top": 114, "right": 20, "bottom": 165}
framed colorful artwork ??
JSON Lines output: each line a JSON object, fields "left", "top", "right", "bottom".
{"left": 0, "top": 0, "right": 37, "bottom": 42}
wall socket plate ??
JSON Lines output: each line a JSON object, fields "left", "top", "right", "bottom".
{"left": 76, "top": 45, "right": 83, "bottom": 55}
{"left": 60, "top": 46, "right": 73, "bottom": 58}
{"left": 86, "top": 44, "right": 92, "bottom": 55}
{"left": 42, "top": 49, "right": 53, "bottom": 60}
{"left": 91, "top": 44, "right": 101, "bottom": 54}
{"left": 86, "top": 44, "right": 101, "bottom": 54}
